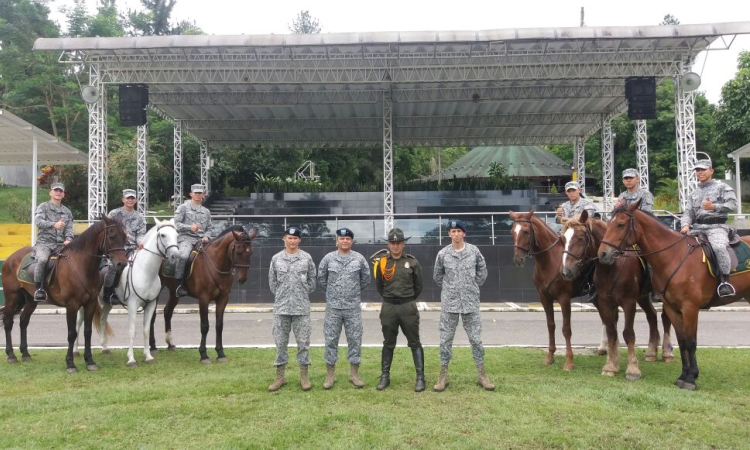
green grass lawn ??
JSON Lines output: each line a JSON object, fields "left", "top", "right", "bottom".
{"left": 1, "top": 347, "right": 749, "bottom": 448}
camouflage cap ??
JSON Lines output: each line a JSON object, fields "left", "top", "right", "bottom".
{"left": 51, "top": 182, "right": 65, "bottom": 192}
{"left": 190, "top": 184, "right": 205, "bottom": 193}
{"left": 694, "top": 159, "right": 712, "bottom": 170}
{"left": 622, "top": 168, "right": 639, "bottom": 178}
{"left": 564, "top": 181, "right": 580, "bottom": 191}
{"left": 122, "top": 189, "right": 137, "bottom": 198}
{"left": 386, "top": 228, "right": 411, "bottom": 242}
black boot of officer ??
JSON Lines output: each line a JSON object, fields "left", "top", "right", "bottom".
{"left": 718, "top": 273, "right": 736, "bottom": 298}
{"left": 33, "top": 264, "right": 48, "bottom": 302}
{"left": 412, "top": 346, "right": 426, "bottom": 392}
{"left": 176, "top": 279, "right": 189, "bottom": 297}
{"left": 377, "top": 346, "right": 393, "bottom": 390}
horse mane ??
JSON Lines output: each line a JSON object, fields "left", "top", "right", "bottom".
{"left": 211, "top": 224, "right": 246, "bottom": 242}
{"left": 561, "top": 214, "right": 605, "bottom": 235}
{"left": 66, "top": 216, "right": 122, "bottom": 251}
{"left": 612, "top": 206, "right": 677, "bottom": 234}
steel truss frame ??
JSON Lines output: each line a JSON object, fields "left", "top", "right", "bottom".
{"left": 574, "top": 137, "right": 586, "bottom": 193}
{"left": 675, "top": 71, "right": 697, "bottom": 211}
{"left": 200, "top": 140, "right": 209, "bottom": 195}
{"left": 137, "top": 122, "right": 149, "bottom": 215}
{"left": 86, "top": 64, "right": 107, "bottom": 221}
{"left": 635, "top": 120, "right": 649, "bottom": 189}
{"left": 173, "top": 119, "right": 182, "bottom": 212}
{"left": 383, "top": 92, "right": 394, "bottom": 233}
{"left": 601, "top": 118, "right": 614, "bottom": 211}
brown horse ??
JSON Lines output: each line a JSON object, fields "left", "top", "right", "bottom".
{"left": 509, "top": 208, "right": 605, "bottom": 370}
{"left": 1, "top": 217, "right": 128, "bottom": 372}
{"left": 559, "top": 211, "right": 673, "bottom": 381}
{"left": 150, "top": 225, "right": 257, "bottom": 363}
{"left": 598, "top": 200, "right": 750, "bottom": 390}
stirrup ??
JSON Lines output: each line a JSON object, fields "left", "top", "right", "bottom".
{"left": 717, "top": 282, "right": 736, "bottom": 298}
{"left": 34, "top": 288, "right": 48, "bottom": 302}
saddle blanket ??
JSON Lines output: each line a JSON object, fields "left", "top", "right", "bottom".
{"left": 161, "top": 249, "right": 198, "bottom": 278}
{"left": 703, "top": 239, "right": 750, "bottom": 278}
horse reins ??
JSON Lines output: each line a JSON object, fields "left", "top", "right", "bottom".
{"left": 64, "top": 223, "right": 127, "bottom": 297}
{"left": 512, "top": 217, "right": 563, "bottom": 295}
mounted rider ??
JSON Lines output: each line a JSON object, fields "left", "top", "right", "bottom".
{"left": 556, "top": 181, "right": 599, "bottom": 301}
{"left": 33, "top": 182, "right": 74, "bottom": 301}
{"left": 614, "top": 168, "right": 654, "bottom": 213}
{"left": 103, "top": 189, "right": 147, "bottom": 305}
{"left": 680, "top": 159, "right": 738, "bottom": 298}
{"left": 174, "top": 184, "right": 212, "bottom": 297}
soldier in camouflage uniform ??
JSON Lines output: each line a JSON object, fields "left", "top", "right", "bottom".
{"left": 268, "top": 227, "right": 317, "bottom": 392}
{"left": 614, "top": 168, "right": 654, "bottom": 212}
{"left": 33, "top": 182, "right": 74, "bottom": 301}
{"left": 432, "top": 220, "right": 494, "bottom": 392}
{"left": 103, "top": 189, "right": 147, "bottom": 304}
{"left": 174, "top": 184, "right": 212, "bottom": 297}
{"left": 318, "top": 227, "right": 371, "bottom": 389}
{"left": 375, "top": 228, "right": 426, "bottom": 392}
{"left": 680, "top": 159, "right": 738, "bottom": 297}
{"left": 556, "top": 181, "right": 598, "bottom": 222}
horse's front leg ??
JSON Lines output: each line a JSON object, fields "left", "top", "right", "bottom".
{"left": 595, "top": 324, "right": 608, "bottom": 356}
{"left": 83, "top": 301, "right": 99, "bottom": 371}
{"left": 65, "top": 306, "right": 79, "bottom": 373}
{"left": 598, "top": 302, "right": 620, "bottom": 377}
{"left": 661, "top": 301, "right": 688, "bottom": 387}
{"left": 164, "top": 291, "right": 180, "bottom": 351}
{"left": 126, "top": 298, "right": 138, "bottom": 367}
{"left": 540, "top": 294, "right": 556, "bottom": 365}
{"left": 636, "top": 292, "right": 660, "bottom": 362}
{"left": 18, "top": 301, "right": 38, "bottom": 362}
{"left": 661, "top": 311, "right": 675, "bottom": 362}
{"left": 215, "top": 297, "right": 229, "bottom": 363}
{"left": 198, "top": 299, "right": 211, "bottom": 364}
{"left": 559, "top": 297, "right": 575, "bottom": 371}
{"left": 142, "top": 300, "right": 158, "bottom": 364}
{"left": 100, "top": 301, "right": 113, "bottom": 354}
{"left": 622, "top": 302, "right": 641, "bottom": 381}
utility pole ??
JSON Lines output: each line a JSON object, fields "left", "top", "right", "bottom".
{"left": 580, "top": 7, "right": 585, "bottom": 27}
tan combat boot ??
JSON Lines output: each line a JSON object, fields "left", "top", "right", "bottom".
{"left": 433, "top": 365, "right": 449, "bottom": 392}
{"left": 477, "top": 364, "right": 495, "bottom": 391}
{"left": 349, "top": 364, "right": 365, "bottom": 388}
{"left": 268, "top": 364, "right": 287, "bottom": 392}
{"left": 300, "top": 365, "right": 312, "bottom": 391}
{"left": 323, "top": 364, "right": 336, "bottom": 390}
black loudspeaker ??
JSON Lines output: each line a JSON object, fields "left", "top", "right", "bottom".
{"left": 119, "top": 85, "right": 149, "bottom": 126}
{"left": 625, "top": 77, "right": 656, "bottom": 120}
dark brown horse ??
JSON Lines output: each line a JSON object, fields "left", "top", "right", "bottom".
{"left": 151, "top": 225, "right": 257, "bottom": 363}
{"left": 1, "top": 217, "right": 128, "bottom": 372}
{"left": 509, "top": 208, "right": 605, "bottom": 371}
{"left": 598, "top": 200, "right": 750, "bottom": 390}
{"left": 559, "top": 211, "right": 673, "bottom": 381}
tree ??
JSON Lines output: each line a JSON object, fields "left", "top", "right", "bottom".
{"left": 288, "top": 10, "right": 321, "bottom": 34}
{"left": 660, "top": 14, "right": 680, "bottom": 25}
{"left": 716, "top": 51, "right": 750, "bottom": 172}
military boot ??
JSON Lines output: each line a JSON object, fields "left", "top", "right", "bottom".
{"left": 412, "top": 346, "right": 426, "bottom": 393}
{"left": 300, "top": 365, "right": 312, "bottom": 391}
{"left": 103, "top": 286, "right": 121, "bottom": 305}
{"left": 477, "top": 364, "right": 496, "bottom": 391}
{"left": 433, "top": 365, "right": 449, "bottom": 392}
{"left": 349, "top": 364, "right": 365, "bottom": 388}
{"left": 33, "top": 282, "right": 47, "bottom": 302}
{"left": 323, "top": 364, "right": 336, "bottom": 390}
{"left": 718, "top": 274, "right": 736, "bottom": 298}
{"left": 268, "top": 365, "right": 287, "bottom": 392}
{"left": 176, "top": 279, "right": 188, "bottom": 297}
{"left": 376, "top": 347, "right": 394, "bottom": 391}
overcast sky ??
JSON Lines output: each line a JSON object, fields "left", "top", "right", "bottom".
{"left": 48, "top": 0, "right": 750, "bottom": 104}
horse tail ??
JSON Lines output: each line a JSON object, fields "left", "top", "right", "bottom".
{"left": 92, "top": 299, "right": 115, "bottom": 340}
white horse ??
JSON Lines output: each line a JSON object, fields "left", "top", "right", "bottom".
{"left": 75, "top": 218, "right": 179, "bottom": 366}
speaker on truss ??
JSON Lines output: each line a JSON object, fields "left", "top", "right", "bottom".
{"left": 625, "top": 77, "right": 656, "bottom": 120}
{"left": 118, "top": 84, "right": 149, "bottom": 126}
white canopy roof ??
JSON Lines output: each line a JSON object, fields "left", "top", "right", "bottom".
{"left": 34, "top": 22, "right": 750, "bottom": 148}
{"left": 0, "top": 110, "right": 87, "bottom": 165}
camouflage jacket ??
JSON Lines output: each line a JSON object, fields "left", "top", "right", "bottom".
{"left": 375, "top": 254, "right": 423, "bottom": 300}
{"left": 269, "top": 249, "right": 317, "bottom": 315}
{"left": 318, "top": 250, "right": 371, "bottom": 309}
{"left": 681, "top": 180, "right": 738, "bottom": 228}
{"left": 561, "top": 197, "right": 598, "bottom": 219}
{"left": 174, "top": 201, "right": 212, "bottom": 242}
{"left": 617, "top": 188, "right": 654, "bottom": 212}
{"left": 433, "top": 243, "right": 488, "bottom": 313}
{"left": 108, "top": 207, "right": 146, "bottom": 250}
{"left": 34, "top": 201, "right": 74, "bottom": 246}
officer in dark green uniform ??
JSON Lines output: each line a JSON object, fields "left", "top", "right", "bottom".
{"left": 375, "top": 228, "right": 425, "bottom": 392}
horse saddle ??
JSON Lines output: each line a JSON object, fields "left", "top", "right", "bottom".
{"left": 161, "top": 247, "right": 199, "bottom": 279}
{"left": 697, "top": 233, "right": 750, "bottom": 278}
{"left": 16, "top": 250, "right": 62, "bottom": 286}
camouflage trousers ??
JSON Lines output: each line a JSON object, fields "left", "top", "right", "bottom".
{"left": 691, "top": 225, "right": 731, "bottom": 274}
{"left": 33, "top": 245, "right": 55, "bottom": 283}
{"left": 323, "top": 307, "right": 363, "bottom": 366}
{"left": 175, "top": 239, "right": 197, "bottom": 279}
{"left": 439, "top": 311, "right": 485, "bottom": 366}
{"left": 273, "top": 314, "right": 311, "bottom": 366}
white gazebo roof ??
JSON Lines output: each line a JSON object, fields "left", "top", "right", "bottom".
{"left": 0, "top": 110, "right": 87, "bottom": 165}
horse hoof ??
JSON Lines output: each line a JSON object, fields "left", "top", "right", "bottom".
{"left": 200, "top": 358, "right": 212, "bottom": 365}
{"left": 681, "top": 382, "right": 697, "bottom": 391}
{"left": 217, "top": 357, "right": 228, "bottom": 364}
{"left": 86, "top": 364, "right": 99, "bottom": 372}
{"left": 644, "top": 355, "right": 657, "bottom": 362}
{"left": 626, "top": 373, "right": 641, "bottom": 382}
{"left": 102, "top": 349, "right": 112, "bottom": 355}
{"left": 22, "top": 356, "right": 33, "bottom": 362}
{"left": 563, "top": 364, "right": 575, "bottom": 372}
{"left": 601, "top": 370, "right": 616, "bottom": 377}
{"left": 150, "top": 348, "right": 158, "bottom": 353}
{"left": 543, "top": 358, "right": 554, "bottom": 366}
{"left": 144, "top": 359, "right": 155, "bottom": 365}
{"left": 67, "top": 367, "right": 78, "bottom": 374}
{"left": 7, "top": 357, "right": 18, "bottom": 364}
{"left": 167, "top": 345, "right": 177, "bottom": 352}
{"left": 73, "top": 351, "right": 80, "bottom": 357}
{"left": 674, "top": 379, "right": 685, "bottom": 388}
{"left": 663, "top": 356, "right": 675, "bottom": 363}
{"left": 126, "top": 361, "right": 137, "bottom": 368}
{"left": 595, "top": 349, "right": 607, "bottom": 356}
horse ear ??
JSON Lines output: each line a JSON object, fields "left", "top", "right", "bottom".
{"left": 627, "top": 199, "right": 641, "bottom": 213}
{"left": 528, "top": 207, "right": 536, "bottom": 218}
{"left": 508, "top": 210, "right": 516, "bottom": 220}
{"left": 580, "top": 209, "right": 589, "bottom": 223}
{"left": 154, "top": 217, "right": 162, "bottom": 227}
{"left": 560, "top": 217, "right": 570, "bottom": 225}
{"left": 232, "top": 230, "right": 243, "bottom": 240}
{"left": 247, "top": 228, "right": 259, "bottom": 240}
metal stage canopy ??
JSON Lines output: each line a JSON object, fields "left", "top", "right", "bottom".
{"left": 34, "top": 22, "right": 750, "bottom": 226}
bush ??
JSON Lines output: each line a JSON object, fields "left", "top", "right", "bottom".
{"left": 7, "top": 195, "right": 32, "bottom": 223}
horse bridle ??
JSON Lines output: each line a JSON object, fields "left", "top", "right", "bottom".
{"left": 562, "top": 224, "right": 597, "bottom": 267}
{"left": 600, "top": 210, "right": 689, "bottom": 258}
{"left": 512, "top": 218, "right": 560, "bottom": 262}
{"left": 202, "top": 235, "right": 253, "bottom": 276}
{"left": 138, "top": 224, "right": 179, "bottom": 260}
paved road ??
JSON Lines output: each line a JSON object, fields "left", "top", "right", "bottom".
{"left": 3, "top": 308, "right": 750, "bottom": 349}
